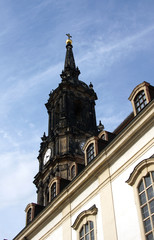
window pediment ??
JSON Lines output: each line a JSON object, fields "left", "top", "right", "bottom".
{"left": 83, "top": 137, "right": 99, "bottom": 151}
{"left": 126, "top": 157, "right": 154, "bottom": 186}
{"left": 129, "top": 81, "right": 150, "bottom": 102}
{"left": 98, "top": 130, "right": 108, "bottom": 141}
{"left": 84, "top": 137, "right": 99, "bottom": 165}
{"left": 72, "top": 205, "right": 98, "bottom": 230}
{"left": 25, "top": 203, "right": 34, "bottom": 213}
{"left": 128, "top": 81, "right": 152, "bottom": 116}
{"left": 48, "top": 176, "right": 60, "bottom": 188}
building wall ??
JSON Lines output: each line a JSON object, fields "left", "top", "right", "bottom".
{"left": 31, "top": 213, "right": 62, "bottom": 240}
{"left": 28, "top": 129, "right": 153, "bottom": 240}
{"left": 112, "top": 146, "right": 154, "bottom": 240}
{"left": 15, "top": 100, "right": 153, "bottom": 240}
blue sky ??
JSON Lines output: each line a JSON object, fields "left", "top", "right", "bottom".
{"left": 0, "top": 0, "right": 154, "bottom": 239}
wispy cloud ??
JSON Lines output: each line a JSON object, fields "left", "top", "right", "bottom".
{"left": 0, "top": 62, "right": 62, "bottom": 117}
{"left": 0, "top": 151, "right": 37, "bottom": 209}
{"left": 99, "top": 25, "right": 154, "bottom": 53}
{"left": 78, "top": 24, "right": 154, "bottom": 68}
{"left": 0, "top": 130, "right": 20, "bottom": 148}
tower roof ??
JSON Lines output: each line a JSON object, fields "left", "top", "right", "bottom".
{"left": 60, "top": 34, "right": 80, "bottom": 82}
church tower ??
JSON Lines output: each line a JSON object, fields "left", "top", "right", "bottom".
{"left": 33, "top": 35, "right": 98, "bottom": 208}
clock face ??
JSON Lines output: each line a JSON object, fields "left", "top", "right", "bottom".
{"left": 43, "top": 148, "right": 51, "bottom": 165}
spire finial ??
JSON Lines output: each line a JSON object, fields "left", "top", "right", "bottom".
{"left": 60, "top": 34, "right": 80, "bottom": 82}
{"left": 66, "top": 33, "right": 72, "bottom": 45}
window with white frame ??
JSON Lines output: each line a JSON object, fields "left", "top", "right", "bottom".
{"left": 79, "top": 221, "right": 95, "bottom": 240}
{"left": 126, "top": 158, "right": 154, "bottom": 240}
{"left": 72, "top": 205, "right": 98, "bottom": 240}
{"left": 134, "top": 90, "right": 147, "bottom": 114}
{"left": 138, "top": 172, "right": 154, "bottom": 240}
{"left": 87, "top": 143, "right": 94, "bottom": 163}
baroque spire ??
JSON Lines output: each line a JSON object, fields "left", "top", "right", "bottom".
{"left": 60, "top": 34, "right": 80, "bottom": 82}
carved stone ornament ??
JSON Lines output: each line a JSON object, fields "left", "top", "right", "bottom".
{"left": 71, "top": 204, "right": 98, "bottom": 230}
{"left": 126, "top": 157, "right": 154, "bottom": 186}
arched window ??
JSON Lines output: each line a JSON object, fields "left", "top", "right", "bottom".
{"left": 134, "top": 90, "right": 147, "bottom": 114}
{"left": 87, "top": 143, "right": 94, "bottom": 163}
{"left": 126, "top": 158, "right": 154, "bottom": 240}
{"left": 51, "top": 182, "right": 56, "bottom": 200}
{"left": 27, "top": 208, "right": 32, "bottom": 225}
{"left": 71, "top": 165, "right": 76, "bottom": 179}
{"left": 72, "top": 205, "right": 98, "bottom": 240}
{"left": 79, "top": 221, "right": 94, "bottom": 240}
{"left": 138, "top": 172, "right": 154, "bottom": 239}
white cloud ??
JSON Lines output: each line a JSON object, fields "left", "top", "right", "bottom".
{"left": 0, "top": 130, "right": 20, "bottom": 148}
{"left": 0, "top": 151, "right": 37, "bottom": 209}
{"left": 78, "top": 24, "right": 154, "bottom": 70}
{"left": 0, "top": 62, "right": 62, "bottom": 117}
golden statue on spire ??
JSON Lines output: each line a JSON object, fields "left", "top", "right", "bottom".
{"left": 66, "top": 33, "right": 72, "bottom": 45}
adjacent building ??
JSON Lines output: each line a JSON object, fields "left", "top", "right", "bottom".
{"left": 14, "top": 35, "right": 154, "bottom": 240}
